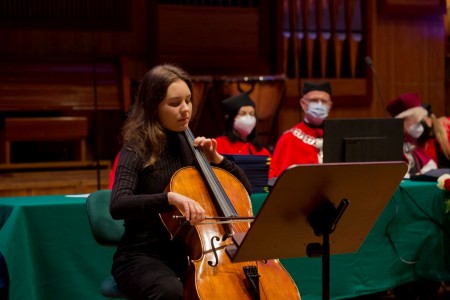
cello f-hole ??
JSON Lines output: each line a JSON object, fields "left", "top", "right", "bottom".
{"left": 207, "top": 236, "right": 221, "bottom": 267}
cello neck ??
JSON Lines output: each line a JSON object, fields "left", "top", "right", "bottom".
{"left": 184, "top": 128, "right": 238, "bottom": 218}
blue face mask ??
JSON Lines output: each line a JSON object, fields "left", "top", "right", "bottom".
{"left": 305, "top": 102, "right": 329, "bottom": 125}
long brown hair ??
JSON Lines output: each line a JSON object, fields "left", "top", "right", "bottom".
{"left": 431, "top": 114, "right": 450, "bottom": 159}
{"left": 121, "top": 64, "right": 193, "bottom": 167}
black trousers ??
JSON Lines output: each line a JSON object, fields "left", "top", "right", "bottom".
{"left": 0, "top": 252, "right": 9, "bottom": 300}
{"left": 112, "top": 242, "right": 186, "bottom": 300}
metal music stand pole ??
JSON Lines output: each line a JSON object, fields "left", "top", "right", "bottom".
{"left": 306, "top": 198, "right": 349, "bottom": 300}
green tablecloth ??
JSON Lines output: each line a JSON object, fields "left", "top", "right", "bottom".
{"left": 0, "top": 180, "right": 449, "bottom": 300}
{"left": 0, "top": 195, "right": 115, "bottom": 300}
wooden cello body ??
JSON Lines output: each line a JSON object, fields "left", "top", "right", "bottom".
{"left": 160, "top": 130, "right": 300, "bottom": 299}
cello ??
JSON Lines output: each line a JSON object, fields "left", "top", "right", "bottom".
{"left": 160, "top": 128, "right": 300, "bottom": 299}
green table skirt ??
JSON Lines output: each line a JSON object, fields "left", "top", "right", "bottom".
{"left": 0, "top": 180, "right": 449, "bottom": 300}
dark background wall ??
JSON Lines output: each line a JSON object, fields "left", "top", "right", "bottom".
{"left": 0, "top": 0, "right": 447, "bottom": 163}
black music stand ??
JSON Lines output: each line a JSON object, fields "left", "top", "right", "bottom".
{"left": 228, "top": 161, "right": 408, "bottom": 300}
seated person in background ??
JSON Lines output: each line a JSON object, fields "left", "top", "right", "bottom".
{"left": 215, "top": 93, "right": 271, "bottom": 156}
{"left": 435, "top": 115, "right": 450, "bottom": 167}
{"left": 415, "top": 104, "right": 450, "bottom": 168}
{"left": 386, "top": 92, "right": 443, "bottom": 177}
{"left": 269, "top": 81, "right": 332, "bottom": 180}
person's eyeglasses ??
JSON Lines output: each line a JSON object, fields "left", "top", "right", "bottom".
{"left": 303, "top": 97, "right": 331, "bottom": 104}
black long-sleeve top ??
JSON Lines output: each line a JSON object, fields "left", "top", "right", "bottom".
{"left": 110, "top": 131, "right": 252, "bottom": 250}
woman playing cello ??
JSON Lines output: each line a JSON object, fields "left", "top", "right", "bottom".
{"left": 110, "top": 64, "right": 299, "bottom": 300}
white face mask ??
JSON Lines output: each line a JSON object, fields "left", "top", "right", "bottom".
{"left": 407, "top": 123, "right": 424, "bottom": 139}
{"left": 305, "top": 102, "right": 329, "bottom": 126}
{"left": 233, "top": 115, "right": 256, "bottom": 140}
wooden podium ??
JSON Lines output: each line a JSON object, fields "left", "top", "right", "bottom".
{"left": 228, "top": 161, "right": 408, "bottom": 299}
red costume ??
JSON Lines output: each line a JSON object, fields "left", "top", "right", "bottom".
{"left": 269, "top": 121, "right": 323, "bottom": 179}
{"left": 386, "top": 92, "right": 438, "bottom": 176}
{"left": 422, "top": 138, "right": 438, "bottom": 163}
{"left": 108, "top": 152, "right": 120, "bottom": 189}
{"left": 215, "top": 136, "right": 271, "bottom": 156}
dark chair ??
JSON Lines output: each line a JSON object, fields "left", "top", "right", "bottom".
{"left": 86, "top": 190, "right": 128, "bottom": 299}
{"left": 0, "top": 251, "right": 9, "bottom": 300}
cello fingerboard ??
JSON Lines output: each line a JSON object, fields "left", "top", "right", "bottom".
{"left": 184, "top": 128, "right": 238, "bottom": 218}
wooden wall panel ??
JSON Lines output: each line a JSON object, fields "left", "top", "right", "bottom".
{"left": 0, "top": 0, "right": 446, "bottom": 145}
{"left": 0, "top": 1, "right": 150, "bottom": 162}
{"left": 155, "top": 5, "right": 270, "bottom": 75}
{"left": 0, "top": 0, "right": 149, "bottom": 80}
{"left": 379, "top": 0, "right": 446, "bottom": 16}
{"left": 0, "top": 0, "right": 131, "bottom": 30}
{"left": 372, "top": 0, "right": 446, "bottom": 117}
{"left": 277, "top": 0, "right": 446, "bottom": 135}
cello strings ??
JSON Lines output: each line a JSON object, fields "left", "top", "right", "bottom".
{"left": 197, "top": 154, "right": 249, "bottom": 232}
{"left": 185, "top": 129, "right": 238, "bottom": 217}
{"left": 184, "top": 128, "right": 249, "bottom": 233}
